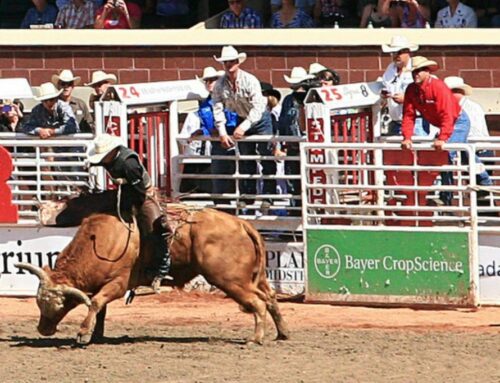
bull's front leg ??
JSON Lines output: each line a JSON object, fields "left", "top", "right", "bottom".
{"left": 76, "top": 279, "right": 127, "bottom": 345}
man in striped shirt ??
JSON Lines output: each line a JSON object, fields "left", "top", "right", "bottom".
{"left": 55, "top": 0, "right": 97, "bottom": 29}
{"left": 212, "top": 46, "right": 276, "bottom": 212}
{"left": 219, "top": 0, "right": 263, "bottom": 28}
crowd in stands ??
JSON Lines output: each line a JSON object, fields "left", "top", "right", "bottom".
{"left": 1, "top": 0, "right": 499, "bottom": 29}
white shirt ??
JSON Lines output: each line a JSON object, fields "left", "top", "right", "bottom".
{"left": 461, "top": 97, "right": 489, "bottom": 138}
{"left": 180, "top": 112, "right": 211, "bottom": 158}
{"left": 212, "top": 69, "right": 267, "bottom": 136}
{"left": 435, "top": 3, "right": 477, "bottom": 28}
{"left": 382, "top": 59, "right": 414, "bottom": 122}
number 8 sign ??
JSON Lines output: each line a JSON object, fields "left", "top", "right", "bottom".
{"left": 0, "top": 145, "right": 18, "bottom": 223}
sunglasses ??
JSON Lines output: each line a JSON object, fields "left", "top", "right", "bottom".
{"left": 204, "top": 77, "right": 218, "bottom": 84}
{"left": 59, "top": 81, "right": 74, "bottom": 87}
{"left": 320, "top": 76, "right": 334, "bottom": 82}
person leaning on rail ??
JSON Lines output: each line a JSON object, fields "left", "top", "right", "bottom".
{"left": 212, "top": 45, "right": 276, "bottom": 213}
{"left": 87, "top": 134, "right": 171, "bottom": 291}
{"left": 400, "top": 56, "right": 493, "bottom": 206}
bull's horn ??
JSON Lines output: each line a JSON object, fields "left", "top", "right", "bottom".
{"left": 59, "top": 285, "right": 92, "bottom": 307}
{"left": 15, "top": 263, "right": 51, "bottom": 287}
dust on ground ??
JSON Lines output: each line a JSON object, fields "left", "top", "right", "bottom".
{"left": 1, "top": 291, "right": 500, "bottom": 383}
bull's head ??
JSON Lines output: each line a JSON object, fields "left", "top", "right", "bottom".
{"left": 15, "top": 263, "right": 91, "bottom": 336}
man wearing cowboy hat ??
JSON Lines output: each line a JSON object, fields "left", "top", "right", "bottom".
{"left": 86, "top": 70, "right": 117, "bottom": 111}
{"left": 87, "top": 133, "right": 171, "bottom": 288}
{"left": 278, "top": 67, "right": 313, "bottom": 216}
{"left": 23, "top": 82, "right": 79, "bottom": 138}
{"left": 401, "top": 56, "right": 492, "bottom": 204}
{"left": 180, "top": 66, "right": 238, "bottom": 199}
{"left": 212, "top": 45, "right": 276, "bottom": 211}
{"left": 381, "top": 35, "right": 427, "bottom": 136}
{"left": 53, "top": 69, "right": 94, "bottom": 134}
{"left": 308, "top": 62, "right": 341, "bottom": 88}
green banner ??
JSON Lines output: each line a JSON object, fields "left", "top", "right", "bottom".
{"left": 307, "top": 229, "right": 470, "bottom": 298}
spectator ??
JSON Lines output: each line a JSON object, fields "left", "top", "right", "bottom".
{"left": 24, "top": 82, "right": 79, "bottom": 138}
{"left": 179, "top": 66, "right": 233, "bottom": 195}
{"left": 444, "top": 76, "right": 493, "bottom": 169}
{"left": 55, "top": 0, "right": 98, "bottom": 29}
{"left": 381, "top": 36, "right": 427, "bottom": 136}
{"left": 271, "top": 0, "right": 315, "bottom": 27}
{"left": 434, "top": 0, "right": 477, "bottom": 27}
{"left": 271, "top": 0, "right": 316, "bottom": 15}
{"left": 56, "top": 0, "right": 103, "bottom": 9}
{"left": 309, "top": 63, "right": 341, "bottom": 86}
{"left": 94, "top": 0, "right": 142, "bottom": 29}
{"left": 278, "top": 67, "right": 314, "bottom": 216}
{"left": 400, "top": 56, "right": 492, "bottom": 205}
{"left": 20, "top": 0, "right": 58, "bottom": 29}
{"left": 473, "top": 1, "right": 500, "bottom": 27}
{"left": 0, "top": 100, "right": 24, "bottom": 133}
{"left": 85, "top": 70, "right": 117, "bottom": 111}
{"left": 314, "top": 0, "right": 352, "bottom": 27}
{"left": 212, "top": 46, "right": 276, "bottom": 212}
{"left": 261, "top": 82, "right": 282, "bottom": 135}
{"left": 394, "top": 0, "right": 431, "bottom": 27}
{"left": 359, "top": 0, "right": 395, "bottom": 28}
{"left": 143, "top": 0, "right": 192, "bottom": 28}
{"left": 219, "top": 0, "right": 263, "bottom": 28}
{"left": 52, "top": 69, "right": 94, "bottom": 133}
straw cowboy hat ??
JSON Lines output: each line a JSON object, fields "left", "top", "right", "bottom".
{"left": 85, "top": 70, "right": 118, "bottom": 87}
{"left": 87, "top": 134, "right": 123, "bottom": 164}
{"left": 51, "top": 69, "right": 81, "bottom": 86}
{"left": 410, "top": 56, "right": 439, "bottom": 72}
{"left": 196, "top": 66, "right": 225, "bottom": 81}
{"left": 308, "top": 62, "right": 328, "bottom": 76}
{"left": 213, "top": 46, "right": 247, "bottom": 64}
{"left": 444, "top": 76, "right": 473, "bottom": 96}
{"left": 35, "top": 82, "right": 63, "bottom": 101}
{"left": 284, "top": 67, "right": 314, "bottom": 84}
{"left": 382, "top": 35, "right": 419, "bottom": 53}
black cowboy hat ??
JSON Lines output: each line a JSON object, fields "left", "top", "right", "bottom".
{"left": 260, "top": 82, "right": 282, "bottom": 102}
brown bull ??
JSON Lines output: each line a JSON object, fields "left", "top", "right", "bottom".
{"left": 16, "top": 191, "right": 289, "bottom": 345}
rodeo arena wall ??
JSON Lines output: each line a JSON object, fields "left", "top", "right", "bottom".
{"left": 1, "top": 29, "right": 500, "bottom": 305}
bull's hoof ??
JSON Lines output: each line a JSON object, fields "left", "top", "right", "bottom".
{"left": 275, "top": 332, "right": 290, "bottom": 341}
{"left": 76, "top": 332, "right": 92, "bottom": 345}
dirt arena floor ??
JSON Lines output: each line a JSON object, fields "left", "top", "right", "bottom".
{"left": 2, "top": 290, "right": 500, "bottom": 383}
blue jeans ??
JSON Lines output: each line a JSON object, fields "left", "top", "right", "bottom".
{"left": 439, "top": 111, "right": 492, "bottom": 205}
{"left": 388, "top": 118, "right": 428, "bottom": 137}
{"left": 211, "top": 141, "right": 236, "bottom": 210}
{"left": 237, "top": 112, "right": 276, "bottom": 203}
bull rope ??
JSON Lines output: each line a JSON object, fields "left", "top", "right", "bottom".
{"left": 91, "top": 215, "right": 136, "bottom": 262}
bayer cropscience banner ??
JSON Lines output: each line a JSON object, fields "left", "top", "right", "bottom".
{"left": 306, "top": 229, "right": 473, "bottom": 306}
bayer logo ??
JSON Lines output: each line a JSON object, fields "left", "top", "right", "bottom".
{"left": 314, "top": 245, "right": 341, "bottom": 279}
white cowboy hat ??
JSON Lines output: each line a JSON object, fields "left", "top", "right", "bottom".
{"left": 382, "top": 35, "right": 419, "bottom": 53}
{"left": 51, "top": 69, "right": 81, "bottom": 86}
{"left": 444, "top": 76, "right": 473, "bottom": 96}
{"left": 87, "top": 134, "right": 123, "bottom": 164}
{"left": 196, "top": 66, "right": 225, "bottom": 81}
{"left": 284, "top": 67, "right": 314, "bottom": 84}
{"left": 308, "top": 62, "right": 327, "bottom": 76}
{"left": 213, "top": 46, "right": 247, "bottom": 64}
{"left": 35, "top": 82, "right": 63, "bottom": 101}
{"left": 85, "top": 70, "right": 118, "bottom": 86}
{"left": 411, "top": 56, "right": 439, "bottom": 72}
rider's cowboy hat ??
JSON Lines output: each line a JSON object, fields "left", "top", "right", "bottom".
{"left": 284, "top": 67, "right": 314, "bottom": 84}
{"left": 444, "top": 76, "right": 473, "bottom": 96}
{"left": 51, "top": 69, "right": 81, "bottom": 86}
{"left": 85, "top": 70, "right": 117, "bottom": 87}
{"left": 308, "top": 62, "right": 328, "bottom": 76}
{"left": 410, "top": 56, "right": 439, "bottom": 72}
{"left": 213, "top": 46, "right": 247, "bottom": 64}
{"left": 35, "top": 82, "right": 63, "bottom": 101}
{"left": 196, "top": 66, "right": 225, "bottom": 81}
{"left": 382, "top": 35, "right": 419, "bottom": 53}
{"left": 87, "top": 134, "right": 123, "bottom": 164}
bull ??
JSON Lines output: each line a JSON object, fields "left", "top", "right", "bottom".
{"left": 16, "top": 190, "right": 289, "bottom": 345}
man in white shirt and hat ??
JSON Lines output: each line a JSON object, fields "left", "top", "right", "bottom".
{"left": 381, "top": 35, "right": 428, "bottom": 137}
{"left": 53, "top": 69, "right": 94, "bottom": 133}
{"left": 212, "top": 45, "right": 276, "bottom": 212}
{"left": 86, "top": 70, "right": 117, "bottom": 111}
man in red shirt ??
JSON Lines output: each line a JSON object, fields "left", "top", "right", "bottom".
{"left": 94, "top": 0, "right": 142, "bottom": 29}
{"left": 401, "top": 56, "right": 492, "bottom": 205}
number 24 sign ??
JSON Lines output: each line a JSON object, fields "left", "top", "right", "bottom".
{"left": 117, "top": 86, "right": 141, "bottom": 99}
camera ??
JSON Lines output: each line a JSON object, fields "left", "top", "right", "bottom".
{"left": 320, "top": 12, "right": 345, "bottom": 27}
{"left": 380, "top": 89, "right": 391, "bottom": 97}
{"left": 1, "top": 104, "right": 12, "bottom": 113}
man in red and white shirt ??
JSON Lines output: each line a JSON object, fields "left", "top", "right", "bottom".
{"left": 401, "top": 56, "right": 492, "bottom": 204}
